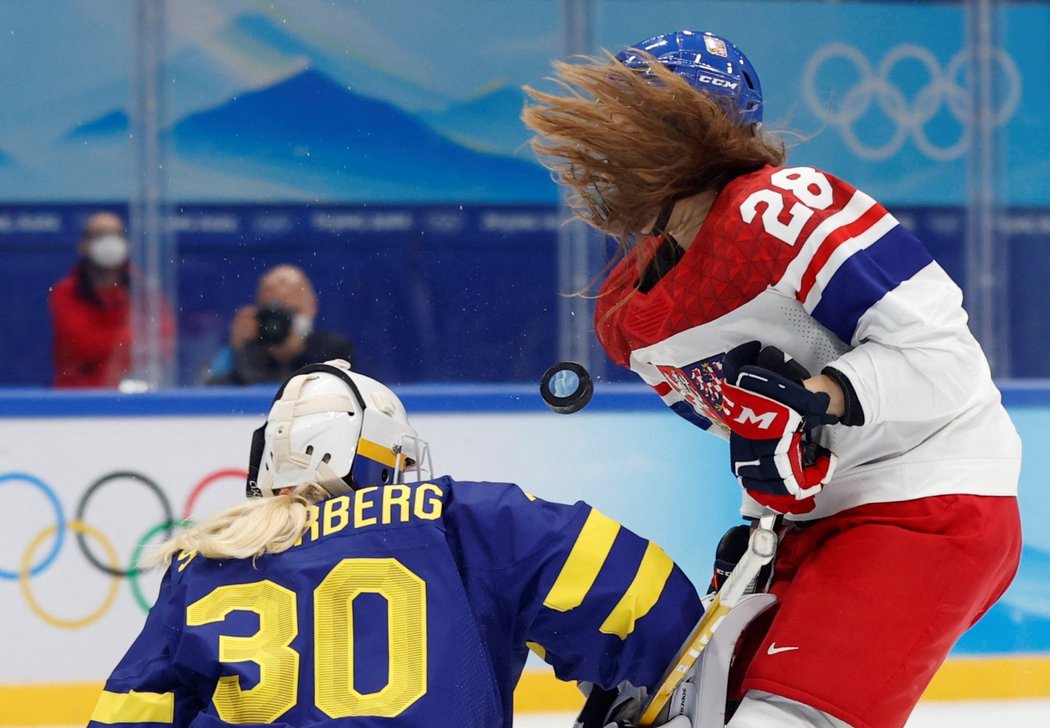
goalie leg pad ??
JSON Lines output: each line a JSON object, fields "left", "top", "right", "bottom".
{"left": 727, "top": 690, "right": 851, "bottom": 727}
{"left": 688, "top": 593, "right": 777, "bottom": 728}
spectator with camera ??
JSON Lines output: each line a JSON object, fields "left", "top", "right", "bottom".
{"left": 203, "top": 264, "right": 355, "bottom": 385}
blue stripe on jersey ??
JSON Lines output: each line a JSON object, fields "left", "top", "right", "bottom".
{"left": 670, "top": 401, "right": 713, "bottom": 430}
{"left": 811, "top": 224, "right": 934, "bottom": 345}
{"left": 586, "top": 525, "right": 651, "bottom": 617}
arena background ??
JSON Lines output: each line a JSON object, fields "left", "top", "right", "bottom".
{"left": 1, "top": 1, "right": 1048, "bottom": 725}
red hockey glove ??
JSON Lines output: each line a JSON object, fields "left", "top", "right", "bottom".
{"left": 722, "top": 342, "right": 839, "bottom": 515}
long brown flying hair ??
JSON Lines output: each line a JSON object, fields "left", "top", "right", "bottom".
{"left": 522, "top": 51, "right": 785, "bottom": 246}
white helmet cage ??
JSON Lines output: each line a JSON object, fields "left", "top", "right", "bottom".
{"left": 246, "top": 360, "right": 431, "bottom": 498}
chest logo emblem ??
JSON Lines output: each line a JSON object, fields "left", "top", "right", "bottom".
{"left": 657, "top": 355, "right": 729, "bottom": 428}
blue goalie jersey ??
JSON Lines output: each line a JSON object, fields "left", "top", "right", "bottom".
{"left": 89, "top": 477, "right": 701, "bottom": 727}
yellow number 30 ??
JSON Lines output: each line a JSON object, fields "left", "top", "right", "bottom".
{"left": 186, "top": 557, "right": 427, "bottom": 722}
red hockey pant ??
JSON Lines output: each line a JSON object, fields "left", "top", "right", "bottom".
{"left": 730, "top": 494, "right": 1021, "bottom": 728}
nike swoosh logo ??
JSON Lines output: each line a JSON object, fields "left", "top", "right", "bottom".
{"left": 767, "top": 643, "right": 800, "bottom": 655}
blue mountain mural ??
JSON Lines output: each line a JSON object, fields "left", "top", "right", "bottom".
{"left": 220, "top": 13, "right": 451, "bottom": 112}
{"left": 171, "top": 68, "right": 554, "bottom": 202}
{"left": 165, "top": 46, "right": 248, "bottom": 119}
{"left": 64, "top": 109, "right": 128, "bottom": 140}
{"left": 222, "top": 13, "right": 316, "bottom": 61}
{"left": 420, "top": 85, "right": 533, "bottom": 157}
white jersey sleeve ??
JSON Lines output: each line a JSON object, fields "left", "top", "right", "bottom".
{"left": 770, "top": 182, "right": 1004, "bottom": 430}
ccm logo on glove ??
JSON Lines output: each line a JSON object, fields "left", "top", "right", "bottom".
{"left": 720, "top": 341, "right": 840, "bottom": 515}
{"left": 722, "top": 378, "right": 801, "bottom": 437}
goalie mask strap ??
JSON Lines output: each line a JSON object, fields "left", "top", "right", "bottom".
{"left": 246, "top": 359, "right": 365, "bottom": 498}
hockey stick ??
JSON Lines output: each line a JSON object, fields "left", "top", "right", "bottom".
{"left": 636, "top": 514, "right": 779, "bottom": 726}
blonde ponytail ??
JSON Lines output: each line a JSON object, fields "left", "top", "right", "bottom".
{"left": 145, "top": 483, "right": 329, "bottom": 568}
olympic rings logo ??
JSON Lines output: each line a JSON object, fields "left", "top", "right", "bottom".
{"left": 0, "top": 469, "right": 246, "bottom": 629}
{"left": 802, "top": 43, "right": 1021, "bottom": 161}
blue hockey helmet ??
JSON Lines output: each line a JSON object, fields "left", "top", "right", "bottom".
{"left": 615, "top": 30, "right": 764, "bottom": 125}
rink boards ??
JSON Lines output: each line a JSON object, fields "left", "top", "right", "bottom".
{"left": 0, "top": 384, "right": 1048, "bottom": 724}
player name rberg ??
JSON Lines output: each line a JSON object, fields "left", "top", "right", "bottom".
{"left": 295, "top": 482, "right": 444, "bottom": 546}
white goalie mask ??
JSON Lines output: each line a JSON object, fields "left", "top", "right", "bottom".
{"left": 246, "top": 360, "right": 431, "bottom": 498}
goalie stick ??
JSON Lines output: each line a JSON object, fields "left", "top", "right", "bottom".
{"left": 636, "top": 514, "right": 779, "bottom": 726}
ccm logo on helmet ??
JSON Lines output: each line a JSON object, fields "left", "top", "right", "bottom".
{"left": 698, "top": 74, "right": 739, "bottom": 90}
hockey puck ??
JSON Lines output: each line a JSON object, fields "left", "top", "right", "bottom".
{"left": 540, "top": 362, "right": 594, "bottom": 414}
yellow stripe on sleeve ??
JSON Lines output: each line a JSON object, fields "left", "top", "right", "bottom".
{"left": 599, "top": 541, "right": 675, "bottom": 639}
{"left": 543, "top": 509, "right": 620, "bottom": 612}
{"left": 90, "top": 690, "right": 175, "bottom": 724}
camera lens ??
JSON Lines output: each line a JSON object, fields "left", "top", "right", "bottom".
{"left": 257, "top": 307, "right": 293, "bottom": 344}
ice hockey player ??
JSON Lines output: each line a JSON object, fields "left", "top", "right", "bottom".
{"left": 87, "top": 360, "right": 702, "bottom": 727}
{"left": 524, "top": 30, "right": 1022, "bottom": 728}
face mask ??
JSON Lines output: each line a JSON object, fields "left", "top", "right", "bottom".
{"left": 293, "top": 314, "right": 314, "bottom": 338}
{"left": 87, "top": 234, "right": 129, "bottom": 269}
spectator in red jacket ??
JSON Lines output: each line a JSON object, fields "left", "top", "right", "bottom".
{"left": 49, "top": 211, "right": 171, "bottom": 388}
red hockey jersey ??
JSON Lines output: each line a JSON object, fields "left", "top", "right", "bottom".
{"left": 596, "top": 165, "right": 1020, "bottom": 520}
